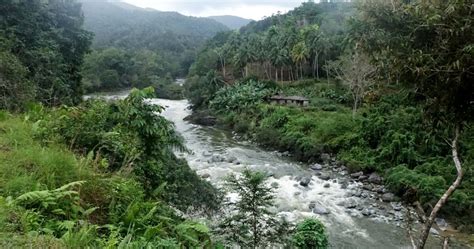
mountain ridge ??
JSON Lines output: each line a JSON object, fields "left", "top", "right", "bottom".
{"left": 208, "top": 15, "right": 253, "bottom": 30}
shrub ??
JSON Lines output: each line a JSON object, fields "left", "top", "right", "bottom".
{"left": 210, "top": 79, "right": 276, "bottom": 113}
{"left": 292, "top": 218, "right": 329, "bottom": 249}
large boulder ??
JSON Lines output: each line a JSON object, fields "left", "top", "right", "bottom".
{"left": 299, "top": 177, "right": 312, "bottom": 187}
{"left": 310, "top": 164, "right": 323, "bottom": 171}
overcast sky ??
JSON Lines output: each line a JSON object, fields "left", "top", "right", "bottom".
{"left": 122, "top": 0, "right": 307, "bottom": 20}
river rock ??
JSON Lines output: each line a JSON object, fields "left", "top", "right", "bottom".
{"left": 382, "top": 193, "right": 395, "bottom": 202}
{"left": 323, "top": 183, "right": 330, "bottom": 188}
{"left": 344, "top": 199, "right": 357, "bottom": 209}
{"left": 294, "top": 192, "right": 301, "bottom": 196}
{"left": 430, "top": 228, "right": 440, "bottom": 236}
{"left": 435, "top": 218, "right": 448, "bottom": 231}
{"left": 391, "top": 203, "right": 403, "bottom": 211}
{"left": 299, "top": 177, "right": 312, "bottom": 187}
{"left": 351, "top": 171, "right": 364, "bottom": 178}
{"left": 361, "top": 208, "right": 371, "bottom": 216}
{"left": 319, "top": 173, "right": 330, "bottom": 180}
{"left": 313, "top": 205, "right": 330, "bottom": 215}
{"left": 352, "top": 190, "right": 362, "bottom": 197}
{"left": 202, "top": 151, "right": 212, "bottom": 157}
{"left": 210, "top": 155, "right": 224, "bottom": 163}
{"left": 282, "top": 151, "right": 290, "bottom": 157}
{"left": 340, "top": 184, "right": 348, "bottom": 190}
{"left": 368, "top": 172, "right": 383, "bottom": 184}
{"left": 184, "top": 112, "right": 217, "bottom": 126}
{"left": 201, "top": 173, "right": 211, "bottom": 179}
{"left": 358, "top": 175, "right": 368, "bottom": 181}
{"left": 373, "top": 186, "right": 385, "bottom": 194}
{"left": 309, "top": 201, "right": 317, "bottom": 209}
{"left": 271, "top": 182, "right": 279, "bottom": 188}
{"left": 362, "top": 184, "right": 373, "bottom": 191}
{"left": 311, "top": 164, "right": 323, "bottom": 171}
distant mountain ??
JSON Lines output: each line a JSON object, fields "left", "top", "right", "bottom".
{"left": 81, "top": 1, "right": 229, "bottom": 50}
{"left": 208, "top": 15, "right": 253, "bottom": 30}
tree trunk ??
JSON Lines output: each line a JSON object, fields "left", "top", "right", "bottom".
{"left": 275, "top": 68, "right": 278, "bottom": 82}
{"left": 245, "top": 65, "right": 249, "bottom": 77}
{"left": 281, "top": 67, "right": 284, "bottom": 81}
{"left": 264, "top": 62, "right": 268, "bottom": 79}
{"left": 222, "top": 59, "right": 226, "bottom": 77}
{"left": 300, "top": 62, "right": 303, "bottom": 79}
{"left": 352, "top": 96, "right": 358, "bottom": 118}
{"left": 417, "top": 125, "right": 464, "bottom": 249}
{"left": 326, "top": 62, "right": 330, "bottom": 85}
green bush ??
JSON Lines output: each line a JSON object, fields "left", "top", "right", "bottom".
{"left": 292, "top": 218, "right": 329, "bottom": 249}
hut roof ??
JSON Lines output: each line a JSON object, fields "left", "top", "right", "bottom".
{"left": 270, "top": 95, "right": 309, "bottom": 101}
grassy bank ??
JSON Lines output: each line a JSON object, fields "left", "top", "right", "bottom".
{"left": 0, "top": 89, "right": 218, "bottom": 247}
{"left": 204, "top": 79, "right": 474, "bottom": 232}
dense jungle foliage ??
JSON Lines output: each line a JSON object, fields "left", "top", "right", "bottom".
{"left": 0, "top": 0, "right": 92, "bottom": 109}
{"left": 185, "top": 0, "right": 474, "bottom": 235}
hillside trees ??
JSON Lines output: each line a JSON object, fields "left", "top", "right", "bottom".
{"left": 352, "top": 1, "right": 473, "bottom": 248}
{"left": 0, "top": 0, "right": 92, "bottom": 107}
{"left": 187, "top": 1, "right": 354, "bottom": 89}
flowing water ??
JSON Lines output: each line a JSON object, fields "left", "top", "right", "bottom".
{"left": 91, "top": 91, "right": 472, "bottom": 249}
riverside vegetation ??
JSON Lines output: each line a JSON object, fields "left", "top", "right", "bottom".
{"left": 0, "top": 0, "right": 328, "bottom": 247}
{"left": 185, "top": 0, "right": 473, "bottom": 248}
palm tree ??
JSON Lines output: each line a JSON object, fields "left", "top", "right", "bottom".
{"left": 291, "top": 41, "right": 309, "bottom": 80}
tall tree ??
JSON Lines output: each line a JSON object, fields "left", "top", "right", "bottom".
{"left": 326, "top": 50, "right": 375, "bottom": 117}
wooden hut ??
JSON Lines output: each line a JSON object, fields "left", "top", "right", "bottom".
{"left": 269, "top": 95, "right": 309, "bottom": 107}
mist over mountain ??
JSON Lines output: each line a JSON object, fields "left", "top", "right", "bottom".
{"left": 208, "top": 15, "right": 253, "bottom": 30}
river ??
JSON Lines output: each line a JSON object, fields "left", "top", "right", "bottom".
{"left": 91, "top": 91, "right": 472, "bottom": 249}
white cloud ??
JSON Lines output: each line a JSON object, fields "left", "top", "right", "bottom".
{"left": 122, "top": 0, "right": 306, "bottom": 20}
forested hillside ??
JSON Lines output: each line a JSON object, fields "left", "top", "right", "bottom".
{"left": 185, "top": 1, "right": 474, "bottom": 247}
{"left": 80, "top": 0, "right": 229, "bottom": 92}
